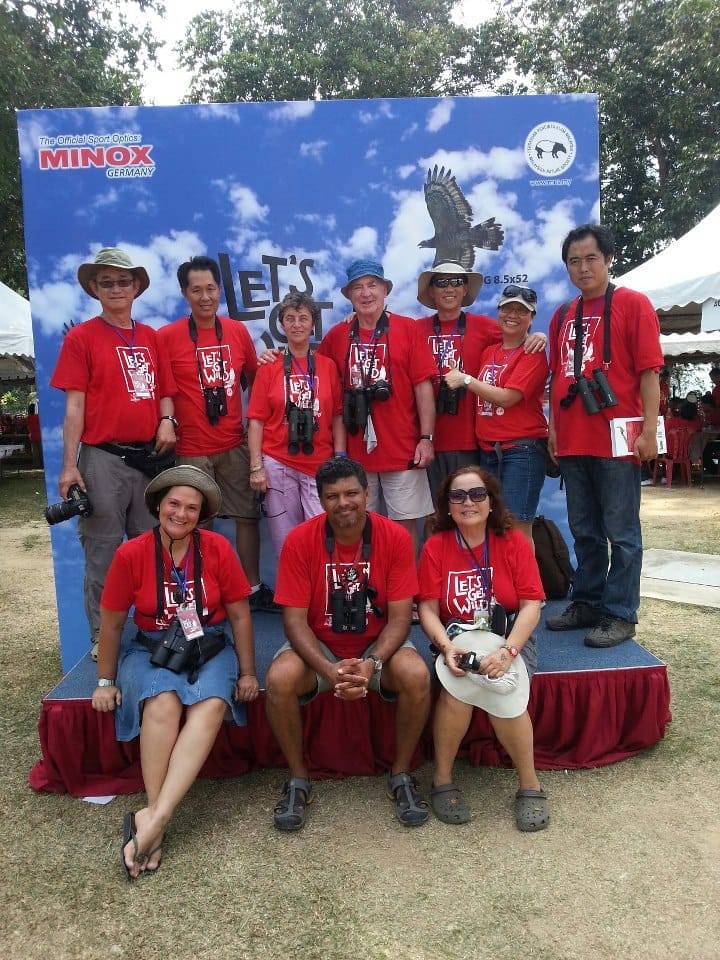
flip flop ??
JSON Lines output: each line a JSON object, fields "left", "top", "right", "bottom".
{"left": 120, "top": 812, "right": 137, "bottom": 882}
{"left": 143, "top": 843, "right": 163, "bottom": 875}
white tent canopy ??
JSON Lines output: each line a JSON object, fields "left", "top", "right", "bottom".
{"left": 0, "top": 281, "right": 34, "bottom": 382}
{"left": 614, "top": 203, "right": 720, "bottom": 331}
{"left": 660, "top": 331, "right": 720, "bottom": 364}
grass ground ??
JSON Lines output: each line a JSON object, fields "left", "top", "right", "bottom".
{"left": 0, "top": 472, "right": 718, "bottom": 960}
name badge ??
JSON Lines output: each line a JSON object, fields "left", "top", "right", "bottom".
{"left": 176, "top": 602, "right": 204, "bottom": 640}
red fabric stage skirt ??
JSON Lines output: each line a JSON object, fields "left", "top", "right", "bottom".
{"left": 29, "top": 665, "right": 671, "bottom": 797}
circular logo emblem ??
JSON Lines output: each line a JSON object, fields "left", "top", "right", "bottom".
{"left": 525, "top": 122, "right": 576, "bottom": 177}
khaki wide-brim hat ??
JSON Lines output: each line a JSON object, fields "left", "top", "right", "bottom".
{"left": 435, "top": 628, "right": 529, "bottom": 719}
{"left": 77, "top": 247, "right": 150, "bottom": 299}
{"left": 144, "top": 466, "right": 222, "bottom": 519}
{"left": 417, "top": 261, "right": 483, "bottom": 309}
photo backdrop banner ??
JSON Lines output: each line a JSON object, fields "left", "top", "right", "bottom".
{"left": 17, "top": 94, "right": 599, "bottom": 669}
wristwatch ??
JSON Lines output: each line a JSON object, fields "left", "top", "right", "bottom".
{"left": 366, "top": 654, "right": 383, "bottom": 674}
{"left": 502, "top": 644, "right": 519, "bottom": 659}
{"left": 160, "top": 415, "right": 179, "bottom": 428}
{"left": 97, "top": 678, "right": 116, "bottom": 687}
{"left": 420, "top": 434, "right": 434, "bottom": 442}
{"left": 463, "top": 375, "right": 472, "bottom": 387}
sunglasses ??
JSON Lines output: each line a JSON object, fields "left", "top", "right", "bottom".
{"left": 95, "top": 278, "right": 135, "bottom": 289}
{"left": 431, "top": 277, "right": 468, "bottom": 288}
{"left": 501, "top": 283, "right": 537, "bottom": 304}
{"left": 448, "top": 486, "right": 488, "bottom": 504}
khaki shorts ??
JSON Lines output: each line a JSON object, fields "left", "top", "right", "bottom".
{"left": 366, "top": 469, "right": 434, "bottom": 520}
{"left": 176, "top": 443, "right": 259, "bottom": 521}
{"left": 273, "top": 637, "right": 418, "bottom": 703}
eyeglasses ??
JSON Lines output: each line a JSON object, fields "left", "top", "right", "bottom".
{"left": 501, "top": 284, "right": 537, "bottom": 304}
{"left": 431, "top": 277, "right": 468, "bottom": 288}
{"left": 448, "top": 486, "right": 488, "bottom": 504}
{"left": 95, "top": 278, "right": 135, "bottom": 289}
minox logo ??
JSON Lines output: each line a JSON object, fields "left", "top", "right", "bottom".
{"left": 37, "top": 133, "right": 155, "bottom": 178}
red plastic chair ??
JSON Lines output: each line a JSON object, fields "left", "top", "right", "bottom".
{"left": 652, "top": 427, "right": 694, "bottom": 487}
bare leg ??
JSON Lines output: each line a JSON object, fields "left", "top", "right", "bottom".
{"left": 488, "top": 711, "right": 541, "bottom": 791}
{"left": 235, "top": 519, "right": 261, "bottom": 587}
{"left": 381, "top": 648, "right": 431, "bottom": 773}
{"left": 515, "top": 519, "right": 535, "bottom": 548}
{"left": 395, "top": 517, "right": 420, "bottom": 557}
{"left": 432, "top": 689, "right": 474, "bottom": 786}
{"left": 265, "top": 651, "right": 316, "bottom": 780}
{"left": 124, "top": 695, "right": 227, "bottom": 877}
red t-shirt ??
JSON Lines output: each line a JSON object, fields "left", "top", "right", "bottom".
{"left": 418, "top": 527, "right": 545, "bottom": 622}
{"left": 274, "top": 511, "right": 418, "bottom": 658}
{"left": 317, "top": 313, "right": 437, "bottom": 471}
{"left": 548, "top": 286, "right": 663, "bottom": 458}
{"left": 50, "top": 317, "right": 175, "bottom": 445}
{"left": 156, "top": 316, "right": 257, "bottom": 456}
{"left": 245, "top": 350, "right": 342, "bottom": 477}
{"left": 474, "top": 343, "right": 548, "bottom": 447}
{"left": 101, "top": 528, "right": 250, "bottom": 631}
{"left": 415, "top": 311, "right": 501, "bottom": 452}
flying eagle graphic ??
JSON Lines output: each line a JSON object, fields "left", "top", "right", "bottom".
{"left": 419, "top": 165, "right": 505, "bottom": 269}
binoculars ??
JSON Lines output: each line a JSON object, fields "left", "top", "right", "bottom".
{"left": 287, "top": 403, "right": 317, "bottom": 455}
{"left": 203, "top": 385, "right": 228, "bottom": 425}
{"left": 560, "top": 368, "right": 618, "bottom": 415}
{"left": 149, "top": 620, "right": 198, "bottom": 674}
{"left": 436, "top": 380, "right": 465, "bottom": 416}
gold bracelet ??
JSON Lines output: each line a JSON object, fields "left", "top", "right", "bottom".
{"left": 249, "top": 464, "right": 264, "bottom": 474}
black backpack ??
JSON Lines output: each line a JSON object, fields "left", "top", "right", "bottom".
{"left": 532, "top": 516, "right": 574, "bottom": 599}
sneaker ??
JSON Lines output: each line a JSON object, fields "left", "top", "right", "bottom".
{"left": 248, "top": 583, "right": 281, "bottom": 613}
{"left": 584, "top": 616, "right": 636, "bottom": 648}
{"left": 545, "top": 601, "right": 601, "bottom": 631}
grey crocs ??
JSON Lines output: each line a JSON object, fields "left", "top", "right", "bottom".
{"left": 274, "top": 777, "right": 313, "bottom": 831}
{"left": 430, "top": 782, "right": 471, "bottom": 824}
{"left": 515, "top": 788, "right": 549, "bottom": 832}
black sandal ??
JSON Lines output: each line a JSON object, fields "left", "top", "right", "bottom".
{"left": 386, "top": 771, "right": 429, "bottom": 827}
{"left": 274, "top": 777, "right": 313, "bottom": 831}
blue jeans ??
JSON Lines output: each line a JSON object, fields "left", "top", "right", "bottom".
{"left": 479, "top": 439, "right": 546, "bottom": 522}
{"left": 560, "top": 456, "right": 642, "bottom": 622}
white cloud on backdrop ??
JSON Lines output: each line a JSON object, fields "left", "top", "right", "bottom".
{"left": 270, "top": 101, "right": 316, "bottom": 123}
{"left": 426, "top": 99, "right": 454, "bottom": 132}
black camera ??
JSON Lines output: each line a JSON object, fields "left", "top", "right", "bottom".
{"left": 45, "top": 483, "right": 94, "bottom": 525}
{"left": 457, "top": 650, "right": 483, "bottom": 673}
{"left": 436, "top": 380, "right": 465, "bottom": 416}
{"left": 287, "top": 403, "right": 317, "bottom": 455}
{"left": 342, "top": 388, "right": 369, "bottom": 434}
{"left": 330, "top": 585, "right": 368, "bottom": 633}
{"left": 561, "top": 368, "right": 618, "bottom": 415}
{"left": 203, "top": 385, "right": 228, "bottom": 425}
{"left": 149, "top": 620, "right": 198, "bottom": 674}
{"left": 369, "top": 379, "right": 392, "bottom": 402}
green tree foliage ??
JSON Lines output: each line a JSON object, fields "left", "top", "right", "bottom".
{"left": 0, "top": 0, "right": 164, "bottom": 294}
{"left": 493, "top": 0, "right": 720, "bottom": 271}
{"left": 180, "top": 0, "right": 497, "bottom": 103}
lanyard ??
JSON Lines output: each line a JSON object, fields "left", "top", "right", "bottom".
{"left": 344, "top": 313, "right": 390, "bottom": 389}
{"left": 153, "top": 527, "right": 203, "bottom": 621}
{"left": 455, "top": 529, "right": 492, "bottom": 604}
{"left": 170, "top": 550, "right": 190, "bottom": 603}
{"left": 188, "top": 315, "right": 225, "bottom": 388}
{"left": 103, "top": 318, "right": 135, "bottom": 349}
{"left": 433, "top": 312, "right": 466, "bottom": 373}
{"left": 283, "top": 350, "right": 316, "bottom": 410}
{"left": 489, "top": 343, "right": 523, "bottom": 385}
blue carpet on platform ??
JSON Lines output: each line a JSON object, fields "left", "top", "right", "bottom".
{"left": 45, "top": 599, "right": 664, "bottom": 701}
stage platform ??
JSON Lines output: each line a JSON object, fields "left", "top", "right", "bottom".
{"left": 28, "top": 601, "right": 672, "bottom": 797}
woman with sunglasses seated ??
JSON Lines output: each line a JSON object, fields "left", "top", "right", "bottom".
{"left": 444, "top": 285, "right": 548, "bottom": 543}
{"left": 418, "top": 466, "right": 548, "bottom": 830}
{"left": 91, "top": 466, "right": 257, "bottom": 880}
{"left": 247, "top": 292, "right": 345, "bottom": 558}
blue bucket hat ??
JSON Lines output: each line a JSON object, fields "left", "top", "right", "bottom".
{"left": 341, "top": 259, "right": 393, "bottom": 300}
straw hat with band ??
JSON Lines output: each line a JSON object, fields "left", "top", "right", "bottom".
{"left": 341, "top": 259, "right": 393, "bottom": 300}
{"left": 435, "top": 627, "right": 530, "bottom": 719}
{"left": 417, "top": 261, "right": 483, "bottom": 309}
{"left": 144, "top": 466, "right": 222, "bottom": 521}
{"left": 77, "top": 247, "right": 150, "bottom": 299}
